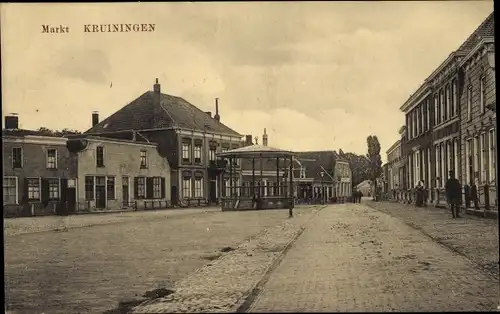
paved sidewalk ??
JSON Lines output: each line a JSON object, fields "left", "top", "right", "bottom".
{"left": 3, "top": 207, "right": 220, "bottom": 236}
{"left": 366, "top": 200, "right": 499, "bottom": 276}
{"left": 249, "top": 203, "right": 499, "bottom": 312}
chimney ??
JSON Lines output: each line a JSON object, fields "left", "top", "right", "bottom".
{"left": 92, "top": 111, "right": 99, "bottom": 127}
{"left": 263, "top": 128, "right": 268, "bottom": 146}
{"left": 153, "top": 78, "right": 161, "bottom": 93}
{"left": 4, "top": 114, "right": 19, "bottom": 129}
{"left": 205, "top": 111, "right": 212, "bottom": 118}
{"left": 245, "top": 134, "right": 253, "bottom": 146}
{"left": 214, "top": 98, "right": 220, "bottom": 122}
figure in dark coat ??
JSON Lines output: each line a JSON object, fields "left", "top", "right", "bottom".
{"left": 445, "top": 171, "right": 462, "bottom": 218}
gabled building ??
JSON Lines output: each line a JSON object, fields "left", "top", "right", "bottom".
{"left": 84, "top": 79, "right": 243, "bottom": 206}
{"left": 2, "top": 115, "right": 77, "bottom": 217}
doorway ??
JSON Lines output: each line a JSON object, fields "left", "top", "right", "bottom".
{"left": 209, "top": 180, "right": 217, "bottom": 204}
{"left": 96, "top": 176, "right": 106, "bottom": 209}
{"left": 122, "top": 176, "right": 130, "bottom": 207}
{"left": 171, "top": 185, "right": 178, "bottom": 206}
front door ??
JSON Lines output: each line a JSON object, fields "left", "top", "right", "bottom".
{"left": 66, "top": 187, "right": 76, "bottom": 213}
{"left": 122, "top": 176, "right": 130, "bottom": 206}
{"left": 209, "top": 180, "right": 217, "bottom": 203}
{"left": 171, "top": 185, "right": 178, "bottom": 206}
{"left": 96, "top": 176, "right": 106, "bottom": 209}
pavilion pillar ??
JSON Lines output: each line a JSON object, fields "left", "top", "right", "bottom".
{"left": 276, "top": 157, "right": 280, "bottom": 196}
{"left": 260, "top": 154, "right": 263, "bottom": 196}
{"left": 289, "top": 155, "right": 293, "bottom": 206}
{"left": 252, "top": 157, "right": 256, "bottom": 196}
{"left": 229, "top": 157, "right": 233, "bottom": 199}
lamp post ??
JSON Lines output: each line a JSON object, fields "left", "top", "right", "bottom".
{"left": 320, "top": 171, "right": 325, "bottom": 205}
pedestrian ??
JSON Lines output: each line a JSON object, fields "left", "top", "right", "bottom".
{"left": 357, "top": 190, "right": 362, "bottom": 203}
{"left": 464, "top": 184, "right": 471, "bottom": 208}
{"left": 288, "top": 198, "right": 293, "bottom": 218}
{"left": 415, "top": 181, "right": 424, "bottom": 207}
{"left": 445, "top": 170, "right": 461, "bottom": 218}
{"left": 470, "top": 182, "right": 480, "bottom": 210}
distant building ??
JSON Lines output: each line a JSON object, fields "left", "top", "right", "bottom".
{"left": 66, "top": 135, "right": 171, "bottom": 211}
{"left": 356, "top": 180, "right": 372, "bottom": 197}
{"left": 84, "top": 79, "right": 243, "bottom": 207}
{"left": 385, "top": 137, "right": 403, "bottom": 193}
{"left": 2, "top": 115, "right": 77, "bottom": 217}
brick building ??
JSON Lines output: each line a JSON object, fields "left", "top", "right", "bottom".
{"left": 385, "top": 138, "right": 403, "bottom": 194}
{"left": 84, "top": 79, "right": 243, "bottom": 207}
{"left": 66, "top": 135, "right": 171, "bottom": 212}
{"left": 459, "top": 14, "right": 496, "bottom": 208}
{"left": 399, "top": 12, "right": 494, "bottom": 207}
{"left": 2, "top": 115, "right": 77, "bottom": 217}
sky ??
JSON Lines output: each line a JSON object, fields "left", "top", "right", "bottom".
{"left": 1, "top": 2, "right": 494, "bottom": 161}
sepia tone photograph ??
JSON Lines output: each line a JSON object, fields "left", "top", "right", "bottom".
{"left": 1, "top": 1, "right": 497, "bottom": 313}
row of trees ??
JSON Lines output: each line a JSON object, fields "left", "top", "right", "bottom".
{"left": 36, "top": 127, "right": 82, "bottom": 137}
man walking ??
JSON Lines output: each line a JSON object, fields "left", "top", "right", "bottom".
{"left": 445, "top": 170, "right": 461, "bottom": 218}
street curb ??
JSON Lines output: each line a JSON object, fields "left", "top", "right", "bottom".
{"left": 235, "top": 205, "right": 327, "bottom": 313}
{"left": 365, "top": 202, "right": 499, "bottom": 281}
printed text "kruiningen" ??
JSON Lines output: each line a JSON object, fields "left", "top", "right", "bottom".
{"left": 84, "top": 24, "right": 156, "bottom": 33}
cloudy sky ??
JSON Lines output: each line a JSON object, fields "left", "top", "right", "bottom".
{"left": 1, "top": 2, "right": 493, "bottom": 160}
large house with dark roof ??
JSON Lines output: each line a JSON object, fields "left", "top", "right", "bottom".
{"left": 84, "top": 79, "right": 243, "bottom": 206}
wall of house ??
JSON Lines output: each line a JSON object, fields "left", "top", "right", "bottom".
{"left": 460, "top": 45, "right": 497, "bottom": 206}
{"left": 76, "top": 139, "right": 171, "bottom": 211}
{"left": 2, "top": 137, "right": 76, "bottom": 216}
{"left": 334, "top": 161, "right": 352, "bottom": 197}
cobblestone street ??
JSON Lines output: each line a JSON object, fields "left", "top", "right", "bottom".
{"left": 366, "top": 200, "right": 499, "bottom": 276}
{"left": 4, "top": 206, "right": 319, "bottom": 313}
{"left": 249, "top": 203, "right": 499, "bottom": 312}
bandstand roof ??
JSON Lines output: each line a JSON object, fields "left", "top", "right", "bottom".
{"left": 216, "top": 144, "right": 294, "bottom": 158}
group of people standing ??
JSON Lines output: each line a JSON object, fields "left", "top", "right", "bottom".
{"left": 352, "top": 190, "right": 363, "bottom": 203}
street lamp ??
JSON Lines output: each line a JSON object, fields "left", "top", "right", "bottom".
{"left": 320, "top": 171, "right": 325, "bottom": 205}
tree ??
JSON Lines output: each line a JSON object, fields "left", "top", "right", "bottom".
{"left": 366, "top": 135, "right": 383, "bottom": 200}
{"left": 338, "top": 150, "right": 371, "bottom": 187}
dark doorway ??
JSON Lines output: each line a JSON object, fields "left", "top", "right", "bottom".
{"left": 209, "top": 180, "right": 217, "bottom": 204}
{"left": 66, "top": 187, "right": 76, "bottom": 213}
{"left": 122, "top": 176, "right": 130, "bottom": 207}
{"left": 171, "top": 185, "right": 178, "bottom": 206}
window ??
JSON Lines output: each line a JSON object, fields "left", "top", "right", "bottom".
{"left": 466, "top": 139, "right": 472, "bottom": 185}
{"left": 300, "top": 167, "right": 306, "bottom": 178}
{"left": 194, "top": 145, "right": 202, "bottom": 163}
{"left": 474, "top": 136, "right": 479, "bottom": 181}
{"left": 453, "top": 140, "right": 459, "bottom": 180}
{"left": 46, "top": 148, "right": 57, "bottom": 169}
{"left": 107, "top": 177, "right": 115, "bottom": 199}
{"left": 434, "top": 94, "right": 439, "bottom": 125}
{"left": 182, "top": 143, "right": 190, "bottom": 162}
{"left": 96, "top": 146, "right": 105, "bottom": 167}
{"left": 27, "top": 178, "right": 41, "bottom": 201}
{"left": 480, "top": 75, "right": 486, "bottom": 114}
{"left": 446, "top": 142, "right": 452, "bottom": 180}
{"left": 224, "top": 179, "right": 231, "bottom": 197}
{"left": 445, "top": 84, "right": 450, "bottom": 121}
{"left": 489, "top": 129, "right": 496, "bottom": 183}
{"left": 136, "top": 177, "right": 146, "bottom": 199}
{"left": 140, "top": 150, "right": 148, "bottom": 168}
{"left": 426, "top": 99, "right": 431, "bottom": 130}
{"left": 439, "top": 89, "right": 445, "bottom": 122}
{"left": 3, "top": 177, "right": 18, "bottom": 205}
{"left": 440, "top": 143, "right": 446, "bottom": 187}
{"left": 209, "top": 148, "right": 216, "bottom": 161}
{"left": 451, "top": 79, "right": 457, "bottom": 116}
{"left": 183, "top": 177, "right": 191, "bottom": 198}
{"left": 467, "top": 85, "right": 472, "bottom": 121}
{"left": 435, "top": 145, "right": 440, "bottom": 186}
{"left": 85, "top": 176, "right": 94, "bottom": 200}
{"left": 480, "top": 133, "right": 487, "bottom": 183}
{"left": 48, "top": 178, "right": 59, "bottom": 200}
{"left": 12, "top": 147, "right": 22, "bottom": 168}
{"left": 416, "top": 107, "right": 421, "bottom": 135}
{"left": 194, "top": 178, "right": 203, "bottom": 197}
{"left": 153, "top": 177, "right": 161, "bottom": 199}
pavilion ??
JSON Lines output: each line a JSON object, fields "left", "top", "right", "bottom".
{"left": 216, "top": 144, "right": 295, "bottom": 211}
